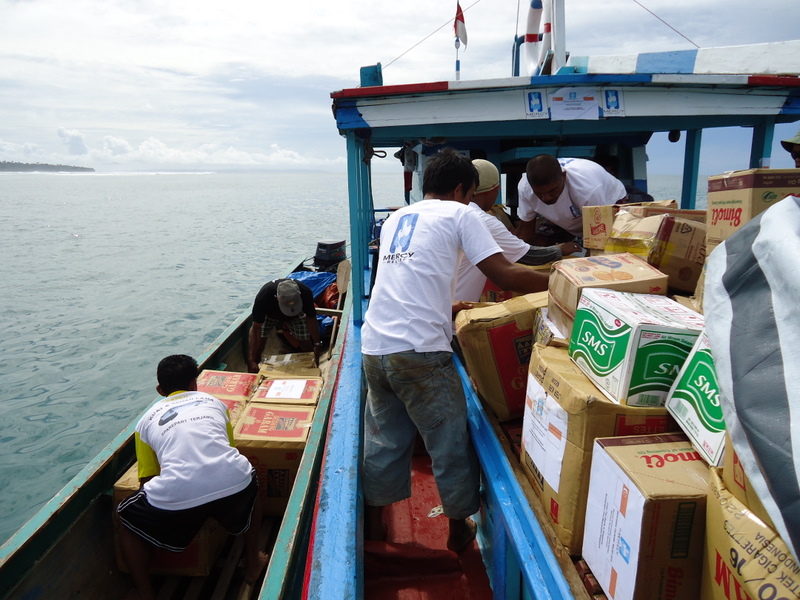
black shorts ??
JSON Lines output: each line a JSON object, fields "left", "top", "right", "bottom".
{"left": 117, "top": 469, "right": 259, "bottom": 552}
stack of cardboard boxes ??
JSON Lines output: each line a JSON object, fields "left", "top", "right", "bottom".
{"left": 112, "top": 353, "right": 321, "bottom": 576}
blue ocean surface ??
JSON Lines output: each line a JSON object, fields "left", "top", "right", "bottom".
{"left": 0, "top": 170, "right": 692, "bottom": 544}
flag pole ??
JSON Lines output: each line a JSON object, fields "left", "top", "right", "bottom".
{"left": 454, "top": 1, "right": 467, "bottom": 81}
{"left": 455, "top": 38, "right": 461, "bottom": 81}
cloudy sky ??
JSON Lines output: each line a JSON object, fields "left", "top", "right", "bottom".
{"left": 1, "top": 0, "right": 799, "bottom": 173}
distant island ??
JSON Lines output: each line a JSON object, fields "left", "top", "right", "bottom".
{"left": 0, "top": 161, "right": 94, "bottom": 173}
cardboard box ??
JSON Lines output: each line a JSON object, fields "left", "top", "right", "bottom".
{"left": 251, "top": 378, "right": 323, "bottom": 406}
{"left": 707, "top": 169, "right": 800, "bottom": 247}
{"left": 582, "top": 433, "right": 709, "bottom": 600}
{"left": 601, "top": 213, "right": 707, "bottom": 293}
{"left": 259, "top": 352, "right": 321, "bottom": 380}
{"left": 533, "top": 307, "right": 568, "bottom": 348}
{"left": 702, "top": 468, "right": 800, "bottom": 600}
{"left": 721, "top": 434, "right": 774, "bottom": 529}
{"left": 569, "top": 289, "right": 705, "bottom": 406}
{"left": 521, "top": 344, "right": 674, "bottom": 553}
{"left": 197, "top": 370, "right": 259, "bottom": 402}
{"left": 234, "top": 403, "right": 314, "bottom": 515}
{"left": 113, "top": 463, "right": 228, "bottom": 576}
{"left": 581, "top": 200, "right": 680, "bottom": 250}
{"left": 547, "top": 253, "right": 668, "bottom": 338}
{"left": 216, "top": 396, "right": 247, "bottom": 427}
{"left": 455, "top": 292, "right": 547, "bottom": 421}
{"left": 666, "top": 330, "right": 725, "bottom": 465}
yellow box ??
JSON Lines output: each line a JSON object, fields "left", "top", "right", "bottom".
{"left": 702, "top": 468, "right": 799, "bottom": 600}
{"left": 251, "top": 378, "right": 323, "bottom": 406}
{"left": 521, "top": 344, "right": 674, "bottom": 553}
{"left": 113, "top": 463, "right": 228, "bottom": 576}
{"left": 706, "top": 169, "right": 800, "bottom": 246}
{"left": 455, "top": 292, "right": 547, "bottom": 421}
{"left": 581, "top": 200, "right": 680, "bottom": 250}
{"left": 234, "top": 403, "right": 314, "bottom": 515}
{"left": 547, "top": 253, "right": 668, "bottom": 338}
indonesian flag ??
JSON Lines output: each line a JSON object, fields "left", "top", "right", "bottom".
{"left": 454, "top": 2, "right": 468, "bottom": 46}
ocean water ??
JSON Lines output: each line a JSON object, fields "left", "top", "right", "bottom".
{"left": 0, "top": 170, "right": 690, "bottom": 544}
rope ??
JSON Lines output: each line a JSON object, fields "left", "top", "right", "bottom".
{"left": 630, "top": 0, "right": 699, "bottom": 49}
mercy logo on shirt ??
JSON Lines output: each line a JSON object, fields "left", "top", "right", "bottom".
{"left": 389, "top": 213, "right": 418, "bottom": 253}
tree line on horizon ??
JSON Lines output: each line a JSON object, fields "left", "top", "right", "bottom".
{"left": 0, "top": 161, "right": 94, "bottom": 173}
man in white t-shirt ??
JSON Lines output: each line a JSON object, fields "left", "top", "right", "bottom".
{"left": 515, "top": 154, "right": 627, "bottom": 246}
{"left": 117, "top": 355, "right": 266, "bottom": 600}
{"left": 455, "top": 159, "right": 582, "bottom": 302}
{"left": 361, "top": 149, "right": 550, "bottom": 554}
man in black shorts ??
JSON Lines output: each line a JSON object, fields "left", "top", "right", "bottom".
{"left": 117, "top": 355, "right": 266, "bottom": 600}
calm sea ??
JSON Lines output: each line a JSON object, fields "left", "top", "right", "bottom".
{"left": 0, "top": 170, "right": 692, "bottom": 544}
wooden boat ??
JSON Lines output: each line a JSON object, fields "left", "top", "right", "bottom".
{"left": 305, "top": 10, "right": 800, "bottom": 599}
{"left": 0, "top": 254, "right": 352, "bottom": 600}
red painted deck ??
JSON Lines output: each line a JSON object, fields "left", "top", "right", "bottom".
{"left": 364, "top": 455, "right": 493, "bottom": 600}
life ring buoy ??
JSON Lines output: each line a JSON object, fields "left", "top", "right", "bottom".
{"left": 522, "top": 0, "right": 552, "bottom": 76}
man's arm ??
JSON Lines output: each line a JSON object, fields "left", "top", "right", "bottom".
{"left": 247, "top": 322, "right": 266, "bottom": 373}
{"left": 476, "top": 252, "right": 549, "bottom": 294}
{"left": 513, "top": 219, "right": 538, "bottom": 244}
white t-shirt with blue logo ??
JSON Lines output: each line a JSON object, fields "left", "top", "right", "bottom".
{"left": 362, "top": 199, "right": 501, "bottom": 355}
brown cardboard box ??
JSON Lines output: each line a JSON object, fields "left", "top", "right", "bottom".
{"left": 216, "top": 396, "right": 247, "bottom": 427}
{"left": 455, "top": 292, "right": 547, "bottom": 421}
{"left": 547, "top": 253, "right": 668, "bottom": 338}
{"left": 533, "top": 307, "right": 568, "bottom": 348}
{"left": 251, "top": 378, "right": 323, "bottom": 406}
{"left": 113, "top": 463, "right": 228, "bottom": 576}
{"left": 706, "top": 169, "right": 800, "bottom": 247}
{"left": 197, "top": 370, "right": 259, "bottom": 402}
{"left": 582, "top": 433, "right": 709, "bottom": 600}
{"left": 521, "top": 344, "right": 674, "bottom": 553}
{"left": 721, "top": 433, "right": 774, "bottom": 529}
{"left": 234, "top": 403, "right": 314, "bottom": 515}
{"left": 581, "top": 200, "right": 679, "bottom": 250}
{"left": 480, "top": 263, "right": 552, "bottom": 303}
{"left": 702, "top": 468, "right": 800, "bottom": 600}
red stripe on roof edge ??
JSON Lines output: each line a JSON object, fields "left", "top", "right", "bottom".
{"left": 747, "top": 75, "right": 800, "bottom": 87}
{"left": 331, "top": 81, "right": 450, "bottom": 99}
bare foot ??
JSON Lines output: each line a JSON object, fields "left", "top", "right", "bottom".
{"left": 447, "top": 518, "right": 477, "bottom": 553}
{"left": 244, "top": 551, "right": 269, "bottom": 585}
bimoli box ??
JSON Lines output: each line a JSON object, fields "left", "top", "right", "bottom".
{"left": 251, "top": 378, "right": 323, "bottom": 406}
{"left": 197, "top": 370, "right": 259, "bottom": 402}
{"left": 234, "top": 403, "right": 314, "bottom": 515}
{"left": 521, "top": 344, "right": 674, "bottom": 553}
{"left": 702, "top": 468, "right": 800, "bottom": 600}
{"left": 721, "top": 433, "right": 774, "bottom": 529}
{"left": 706, "top": 169, "right": 800, "bottom": 248}
{"left": 547, "top": 253, "right": 668, "bottom": 338}
{"left": 581, "top": 200, "right": 679, "bottom": 250}
{"left": 582, "top": 434, "right": 709, "bottom": 600}
{"left": 258, "top": 353, "right": 321, "bottom": 379}
{"left": 570, "top": 288, "right": 704, "bottom": 407}
{"left": 113, "top": 463, "right": 228, "bottom": 576}
{"left": 455, "top": 292, "right": 547, "bottom": 421}
{"left": 666, "top": 330, "right": 725, "bottom": 465}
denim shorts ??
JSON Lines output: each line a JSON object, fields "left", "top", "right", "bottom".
{"left": 362, "top": 351, "right": 480, "bottom": 520}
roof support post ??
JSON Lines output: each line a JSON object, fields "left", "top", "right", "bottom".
{"left": 681, "top": 129, "right": 702, "bottom": 209}
{"left": 346, "top": 130, "right": 370, "bottom": 324}
{"left": 749, "top": 119, "right": 776, "bottom": 168}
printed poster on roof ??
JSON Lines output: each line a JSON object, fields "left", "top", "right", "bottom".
{"left": 524, "top": 90, "right": 550, "bottom": 120}
{"left": 600, "top": 89, "right": 625, "bottom": 117}
{"left": 549, "top": 87, "right": 599, "bottom": 120}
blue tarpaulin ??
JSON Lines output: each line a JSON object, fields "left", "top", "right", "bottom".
{"left": 288, "top": 271, "right": 337, "bottom": 299}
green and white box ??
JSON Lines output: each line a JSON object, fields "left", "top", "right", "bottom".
{"left": 569, "top": 289, "right": 705, "bottom": 406}
{"left": 665, "top": 330, "right": 725, "bottom": 465}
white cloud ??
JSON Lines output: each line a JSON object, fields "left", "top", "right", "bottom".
{"left": 0, "top": 0, "right": 798, "bottom": 171}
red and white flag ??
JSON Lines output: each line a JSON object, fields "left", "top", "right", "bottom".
{"left": 454, "top": 2, "right": 468, "bottom": 46}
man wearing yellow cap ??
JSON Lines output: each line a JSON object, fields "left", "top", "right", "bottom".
{"left": 454, "top": 159, "right": 582, "bottom": 302}
{"left": 781, "top": 130, "right": 800, "bottom": 168}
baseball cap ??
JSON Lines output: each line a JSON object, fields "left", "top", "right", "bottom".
{"left": 781, "top": 130, "right": 800, "bottom": 152}
{"left": 473, "top": 159, "right": 500, "bottom": 194}
{"left": 276, "top": 279, "right": 303, "bottom": 317}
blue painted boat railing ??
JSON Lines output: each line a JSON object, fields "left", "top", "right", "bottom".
{"left": 304, "top": 308, "right": 576, "bottom": 599}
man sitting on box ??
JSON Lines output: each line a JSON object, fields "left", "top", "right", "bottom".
{"left": 247, "top": 278, "right": 322, "bottom": 371}
{"left": 515, "top": 154, "right": 628, "bottom": 246}
{"left": 117, "top": 355, "right": 266, "bottom": 600}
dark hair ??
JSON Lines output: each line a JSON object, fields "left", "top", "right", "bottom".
{"left": 422, "top": 148, "right": 479, "bottom": 197}
{"left": 157, "top": 354, "right": 199, "bottom": 395}
{"left": 526, "top": 154, "right": 563, "bottom": 187}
